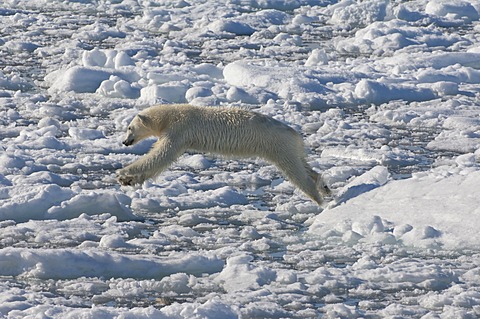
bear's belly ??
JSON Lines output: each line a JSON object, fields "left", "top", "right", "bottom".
{"left": 185, "top": 134, "right": 265, "bottom": 158}
{"left": 188, "top": 143, "right": 258, "bottom": 157}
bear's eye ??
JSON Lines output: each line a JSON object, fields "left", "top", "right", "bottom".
{"left": 127, "top": 127, "right": 132, "bottom": 131}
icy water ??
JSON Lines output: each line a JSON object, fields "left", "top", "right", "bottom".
{"left": 2, "top": 1, "right": 480, "bottom": 318}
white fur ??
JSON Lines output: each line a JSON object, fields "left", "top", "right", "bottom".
{"left": 117, "top": 104, "right": 330, "bottom": 204}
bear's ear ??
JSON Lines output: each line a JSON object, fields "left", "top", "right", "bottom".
{"left": 137, "top": 114, "right": 150, "bottom": 127}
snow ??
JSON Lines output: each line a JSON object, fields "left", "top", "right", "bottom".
{"left": 309, "top": 165, "right": 480, "bottom": 249}
{"left": 425, "top": 0, "right": 480, "bottom": 22}
{"left": 1, "top": 0, "right": 480, "bottom": 317}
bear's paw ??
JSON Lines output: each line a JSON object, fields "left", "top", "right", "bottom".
{"left": 316, "top": 175, "right": 332, "bottom": 197}
{"left": 117, "top": 171, "right": 145, "bottom": 186}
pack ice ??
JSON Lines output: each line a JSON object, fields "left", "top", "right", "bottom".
{"left": 1, "top": 0, "right": 480, "bottom": 318}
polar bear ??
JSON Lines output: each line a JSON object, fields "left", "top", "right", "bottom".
{"left": 117, "top": 104, "right": 330, "bottom": 205}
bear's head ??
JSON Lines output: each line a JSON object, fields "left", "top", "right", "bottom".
{"left": 122, "top": 114, "right": 153, "bottom": 146}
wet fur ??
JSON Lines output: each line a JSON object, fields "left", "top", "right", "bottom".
{"left": 117, "top": 104, "right": 330, "bottom": 204}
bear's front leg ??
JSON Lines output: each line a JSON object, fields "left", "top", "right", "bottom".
{"left": 117, "top": 136, "right": 184, "bottom": 186}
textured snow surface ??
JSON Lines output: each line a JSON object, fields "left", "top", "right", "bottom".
{"left": 1, "top": 0, "right": 480, "bottom": 317}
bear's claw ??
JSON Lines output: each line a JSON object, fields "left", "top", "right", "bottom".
{"left": 118, "top": 175, "right": 133, "bottom": 186}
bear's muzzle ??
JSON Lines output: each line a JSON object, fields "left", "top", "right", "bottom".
{"left": 123, "top": 138, "right": 133, "bottom": 146}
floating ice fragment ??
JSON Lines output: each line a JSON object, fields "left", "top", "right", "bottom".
{"left": 421, "top": 226, "right": 442, "bottom": 239}
{"left": 395, "top": 4, "right": 428, "bottom": 21}
{"left": 178, "top": 213, "right": 211, "bottom": 227}
{"left": 355, "top": 79, "right": 437, "bottom": 104}
{"left": 208, "top": 20, "right": 255, "bottom": 36}
{"left": 333, "top": 166, "right": 389, "bottom": 206}
{"left": 192, "top": 63, "right": 223, "bottom": 79}
{"left": 46, "top": 67, "right": 109, "bottom": 93}
{"left": 68, "top": 127, "right": 105, "bottom": 140}
{"left": 226, "top": 86, "right": 258, "bottom": 104}
{"left": 292, "top": 14, "right": 315, "bottom": 26}
{"left": 455, "top": 153, "right": 477, "bottom": 167}
{"left": 329, "top": 0, "right": 390, "bottom": 28}
{"left": 393, "top": 224, "right": 414, "bottom": 237}
{"left": 352, "top": 256, "right": 377, "bottom": 270}
{"left": 431, "top": 81, "right": 458, "bottom": 96}
{"left": 240, "top": 226, "right": 262, "bottom": 240}
{"left": 5, "top": 40, "right": 39, "bottom": 52}
{"left": 342, "top": 230, "right": 364, "bottom": 244}
{"left": 0, "top": 174, "right": 12, "bottom": 186}
{"left": 425, "top": 0, "right": 479, "bottom": 22}
{"left": 0, "top": 154, "right": 27, "bottom": 173}
{"left": 324, "top": 303, "right": 359, "bottom": 317}
{"left": 114, "top": 51, "right": 135, "bottom": 68}
{"left": 99, "top": 234, "right": 128, "bottom": 249}
{"left": 305, "top": 48, "right": 328, "bottom": 66}
{"left": 140, "top": 84, "right": 189, "bottom": 104}
{"left": 178, "top": 154, "right": 212, "bottom": 170}
{"left": 46, "top": 191, "right": 138, "bottom": 222}
{"left": 11, "top": 171, "right": 77, "bottom": 187}
{"left": 97, "top": 75, "right": 140, "bottom": 99}
{"left": 214, "top": 253, "right": 276, "bottom": 292}
{"left": 82, "top": 48, "right": 107, "bottom": 67}
{"left": 0, "top": 185, "right": 74, "bottom": 222}
{"left": 336, "top": 19, "right": 462, "bottom": 55}
{"left": 0, "top": 70, "right": 33, "bottom": 91}
{"left": 0, "top": 247, "right": 223, "bottom": 279}
{"left": 46, "top": 64, "right": 139, "bottom": 94}
{"left": 185, "top": 86, "right": 212, "bottom": 102}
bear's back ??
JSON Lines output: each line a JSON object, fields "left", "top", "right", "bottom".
{"left": 177, "top": 105, "right": 302, "bottom": 157}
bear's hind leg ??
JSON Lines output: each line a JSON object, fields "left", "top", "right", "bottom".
{"left": 272, "top": 156, "right": 324, "bottom": 205}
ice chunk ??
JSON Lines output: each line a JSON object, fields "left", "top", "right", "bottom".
{"left": 185, "top": 86, "right": 212, "bottom": 102}
{"left": 214, "top": 254, "right": 276, "bottom": 292}
{"left": 329, "top": 0, "right": 390, "bottom": 28}
{"left": 140, "top": 84, "right": 189, "bottom": 104}
{"left": 310, "top": 167, "right": 480, "bottom": 249}
{"left": 46, "top": 191, "right": 138, "bottom": 221}
{"left": 0, "top": 247, "right": 223, "bottom": 279}
{"left": 96, "top": 75, "right": 140, "bottom": 98}
{"left": 46, "top": 65, "right": 138, "bottom": 94}
{"left": 425, "top": 0, "right": 479, "bottom": 22}
{"left": 355, "top": 79, "right": 437, "bottom": 104}
{"left": 82, "top": 48, "right": 107, "bottom": 67}
{"left": 331, "top": 166, "right": 390, "bottom": 206}
{"left": 0, "top": 185, "right": 74, "bottom": 222}
{"left": 305, "top": 48, "right": 328, "bottom": 66}
{"left": 68, "top": 127, "right": 105, "bottom": 140}
{"left": 226, "top": 86, "right": 259, "bottom": 104}
{"left": 99, "top": 234, "right": 128, "bottom": 248}
{"left": 208, "top": 20, "right": 255, "bottom": 36}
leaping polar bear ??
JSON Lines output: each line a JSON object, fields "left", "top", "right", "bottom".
{"left": 117, "top": 104, "right": 330, "bottom": 205}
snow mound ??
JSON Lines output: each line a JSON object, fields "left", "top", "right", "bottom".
{"left": 46, "top": 191, "right": 137, "bottom": 221}
{"left": 309, "top": 165, "right": 480, "bottom": 249}
{"left": 46, "top": 48, "right": 139, "bottom": 97}
{"left": 0, "top": 185, "right": 139, "bottom": 222}
{"left": 425, "top": 0, "right": 479, "bottom": 22}
{"left": 214, "top": 254, "right": 276, "bottom": 292}
{"left": 0, "top": 247, "right": 223, "bottom": 279}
